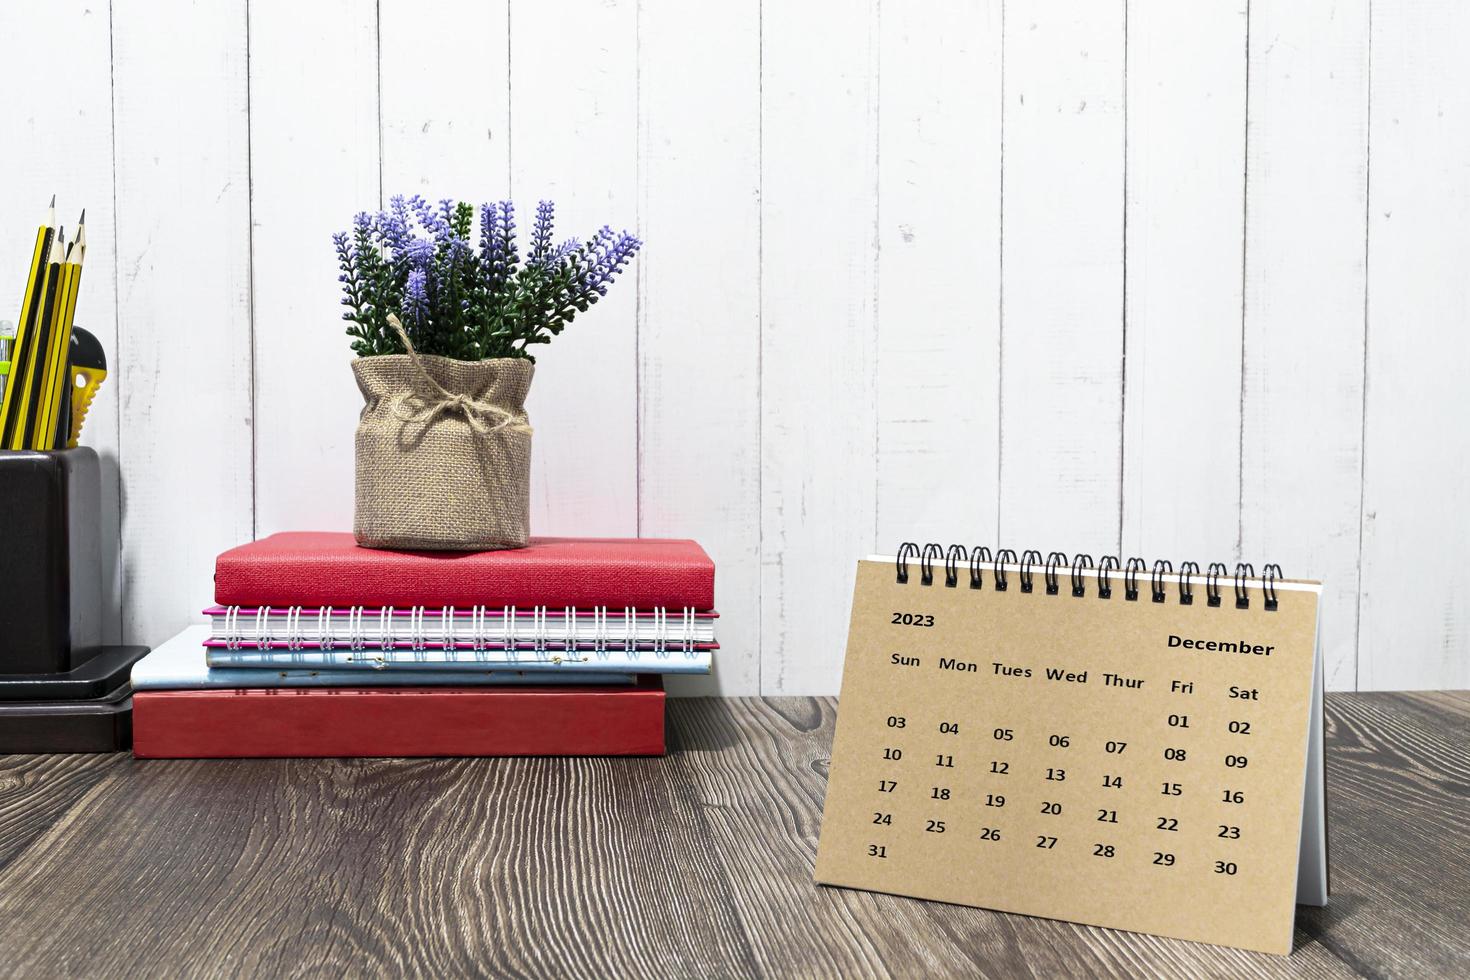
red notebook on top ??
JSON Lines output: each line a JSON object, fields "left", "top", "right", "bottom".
{"left": 215, "top": 532, "right": 715, "bottom": 609}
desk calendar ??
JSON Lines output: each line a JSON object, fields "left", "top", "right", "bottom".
{"left": 815, "top": 546, "right": 1327, "bottom": 956}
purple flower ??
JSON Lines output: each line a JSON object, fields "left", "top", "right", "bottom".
{"left": 409, "top": 195, "right": 452, "bottom": 244}
{"left": 479, "top": 201, "right": 518, "bottom": 287}
{"left": 334, "top": 231, "right": 359, "bottom": 301}
{"left": 478, "top": 203, "right": 497, "bottom": 257}
{"left": 528, "top": 200, "right": 555, "bottom": 264}
{"left": 406, "top": 236, "right": 436, "bottom": 268}
{"left": 404, "top": 267, "right": 429, "bottom": 325}
{"left": 377, "top": 196, "right": 413, "bottom": 252}
{"left": 445, "top": 231, "right": 475, "bottom": 266}
{"left": 580, "top": 227, "right": 642, "bottom": 297}
{"left": 335, "top": 194, "right": 640, "bottom": 359}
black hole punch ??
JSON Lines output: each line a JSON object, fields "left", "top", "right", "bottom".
{"left": 1235, "top": 563, "right": 1255, "bottom": 609}
{"left": 1071, "top": 553, "right": 1094, "bottom": 597}
{"left": 1019, "top": 550, "right": 1042, "bottom": 593}
{"left": 895, "top": 542, "right": 919, "bottom": 585}
{"left": 994, "top": 549, "right": 1017, "bottom": 591}
{"left": 1098, "top": 556, "right": 1118, "bottom": 599}
{"left": 944, "top": 545, "right": 968, "bottom": 588}
{"left": 1151, "top": 560, "right": 1172, "bottom": 603}
{"left": 1045, "top": 552, "right": 1067, "bottom": 595}
{"left": 1178, "top": 561, "right": 1199, "bottom": 606}
{"left": 1125, "top": 558, "right": 1145, "bottom": 602}
{"left": 1263, "top": 563, "right": 1282, "bottom": 611}
{"left": 969, "top": 546, "right": 992, "bottom": 590}
{"left": 1207, "top": 562, "right": 1228, "bottom": 607}
{"left": 919, "top": 543, "right": 942, "bottom": 587}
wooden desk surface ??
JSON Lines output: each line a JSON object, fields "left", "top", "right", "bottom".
{"left": 0, "top": 692, "right": 1465, "bottom": 978}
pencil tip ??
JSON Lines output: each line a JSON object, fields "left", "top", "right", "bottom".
{"left": 49, "top": 194, "right": 56, "bottom": 207}
{"left": 78, "top": 209, "right": 86, "bottom": 225}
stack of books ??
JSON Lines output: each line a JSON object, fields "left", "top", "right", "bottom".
{"left": 129, "top": 532, "right": 717, "bottom": 758}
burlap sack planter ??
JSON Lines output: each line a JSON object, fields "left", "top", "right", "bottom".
{"left": 352, "top": 351, "right": 533, "bottom": 551}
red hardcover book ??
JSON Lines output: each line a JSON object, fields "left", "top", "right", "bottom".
{"left": 132, "top": 677, "right": 665, "bottom": 759}
{"left": 215, "top": 532, "right": 715, "bottom": 610}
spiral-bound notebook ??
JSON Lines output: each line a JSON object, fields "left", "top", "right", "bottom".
{"left": 200, "top": 605, "right": 716, "bottom": 674}
{"left": 202, "top": 605, "right": 718, "bottom": 650}
{"left": 815, "top": 545, "right": 1327, "bottom": 956}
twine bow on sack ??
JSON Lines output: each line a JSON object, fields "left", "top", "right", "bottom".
{"left": 384, "top": 314, "right": 533, "bottom": 439}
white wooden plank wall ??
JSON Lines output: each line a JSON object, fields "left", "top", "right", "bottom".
{"left": 760, "top": 0, "right": 880, "bottom": 694}
{"left": 637, "top": 0, "right": 762, "bottom": 696}
{"left": 0, "top": 4, "right": 121, "bottom": 643}
{"left": 1361, "top": 1, "right": 1470, "bottom": 690}
{"left": 999, "top": 3, "right": 1126, "bottom": 549}
{"left": 110, "top": 1, "right": 255, "bottom": 645}
{"left": 250, "top": 0, "right": 378, "bottom": 539}
{"left": 875, "top": 1, "right": 1001, "bottom": 552}
{"left": 1241, "top": 1, "right": 1370, "bottom": 692}
{"left": 512, "top": 1, "right": 640, "bottom": 540}
{"left": 1, "top": 1, "right": 1466, "bottom": 695}
{"left": 1122, "top": 0, "right": 1245, "bottom": 564}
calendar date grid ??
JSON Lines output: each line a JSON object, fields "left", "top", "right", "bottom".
{"left": 862, "top": 685, "right": 1261, "bottom": 880}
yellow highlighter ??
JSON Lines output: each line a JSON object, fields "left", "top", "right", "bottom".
{"left": 65, "top": 325, "right": 107, "bottom": 448}
{"left": 0, "top": 320, "right": 13, "bottom": 403}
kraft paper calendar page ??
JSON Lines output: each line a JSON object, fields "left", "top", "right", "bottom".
{"left": 815, "top": 552, "right": 1327, "bottom": 955}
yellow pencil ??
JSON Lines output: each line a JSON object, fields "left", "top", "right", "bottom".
{"left": 69, "top": 212, "right": 86, "bottom": 266}
{"left": 37, "top": 215, "right": 85, "bottom": 449}
{"left": 9, "top": 231, "right": 65, "bottom": 449}
{"left": 0, "top": 197, "right": 56, "bottom": 447}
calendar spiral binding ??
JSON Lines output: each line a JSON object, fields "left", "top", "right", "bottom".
{"left": 212, "top": 604, "right": 708, "bottom": 659}
{"left": 893, "top": 543, "right": 1283, "bottom": 612}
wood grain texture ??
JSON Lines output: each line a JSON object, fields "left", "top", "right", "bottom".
{"left": 999, "top": 2, "right": 1127, "bottom": 550}
{"left": 1121, "top": 0, "right": 1246, "bottom": 562}
{"left": 1359, "top": 1, "right": 1470, "bottom": 691}
{"left": 0, "top": 753, "right": 123, "bottom": 872}
{"left": 0, "top": 3, "right": 123, "bottom": 643}
{"left": 1240, "top": 1, "right": 1370, "bottom": 693}
{"left": 249, "top": 0, "right": 379, "bottom": 539}
{"left": 0, "top": 692, "right": 1463, "bottom": 977}
{"left": 1296, "top": 693, "right": 1470, "bottom": 977}
{"left": 111, "top": 0, "right": 254, "bottom": 647}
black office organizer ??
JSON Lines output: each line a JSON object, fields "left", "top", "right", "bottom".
{"left": 0, "top": 447, "right": 147, "bottom": 752}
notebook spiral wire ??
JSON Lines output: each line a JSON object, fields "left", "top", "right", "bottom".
{"left": 897, "top": 542, "right": 1284, "bottom": 611}
{"left": 212, "top": 604, "right": 709, "bottom": 657}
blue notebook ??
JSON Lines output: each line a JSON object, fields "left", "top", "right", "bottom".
{"left": 132, "top": 626, "right": 636, "bottom": 690}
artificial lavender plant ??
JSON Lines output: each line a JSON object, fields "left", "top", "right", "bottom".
{"left": 334, "top": 196, "right": 641, "bottom": 360}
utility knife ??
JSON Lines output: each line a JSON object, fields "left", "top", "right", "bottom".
{"left": 66, "top": 325, "right": 108, "bottom": 448}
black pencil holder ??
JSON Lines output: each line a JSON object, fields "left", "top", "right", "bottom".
{"left": 0, "top": 447, "right": 146, "bottom": 751}
{"left": 0, "top": 447, "right": 104, "bottom": 673}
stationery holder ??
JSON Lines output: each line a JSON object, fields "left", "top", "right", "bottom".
{"left": 0, "top": 447, "right": 146, "bottom": 751}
